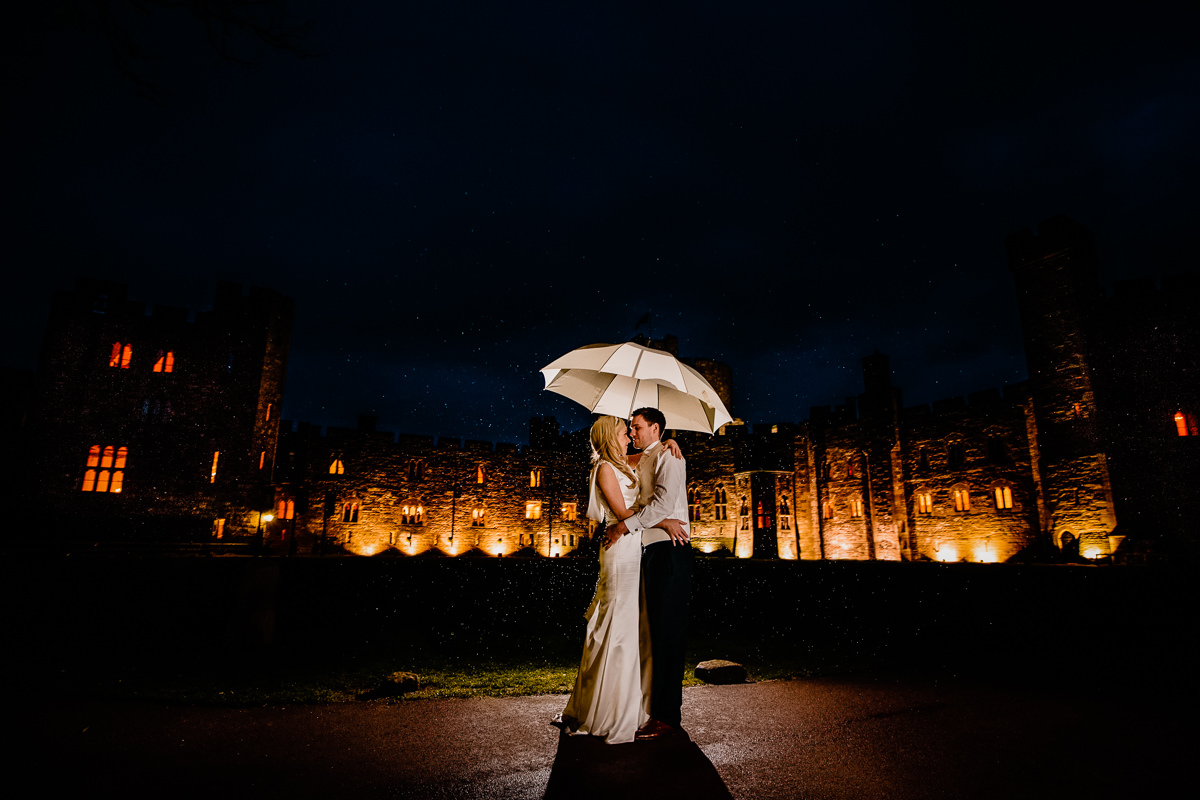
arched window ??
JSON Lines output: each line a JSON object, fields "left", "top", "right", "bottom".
{"left": 82, "top": 470, "right": 97, "bottom": 492}
{"left": 153, "top": 350, "right": 176, "bottom": 373}
{"left": 329, "top": 458, "right": 345, "bottom": 475}
{"left": 916, "top": 492, "right": 933, "bottom": 514}
{"left": 756, "top": 500, "right": 771, "bottom": 529}
{"left": 714, "top": 486, "right": 727, "bottom": 520}
{"left": 472, "top": 507, "right": 487, "bottom": 527}
{"left": 849, "top": 498, "right": 864, "bottom": 518}
{"left": 688, "top": 488, "right": 700, "bottom": 520}
{"left": 739, "top": 496, "right": 750, "bottom": 530}
{"left": 1175, "top": 411, "right": 1198, "bottom": 437}
{"left": 110, "top": 470, "right": 124, "bottom": 493}
{"left": 530, "top": 468, "right": 542, "bottom": 488}
{"left": 82, "top": 445, "right": 128, "bottom": 493}
{"left": 120, "top": 343, "right": 133, "bottom": 369}
{"left": 952, "top": 486, "right": 971, "bottom": 513}
{"left": 87, "top": 445, "right": 101, "bottom": 468}
{"left": 476, "top": 465, "right": 486, "bottom": 484}
{"left": 846, "top": 457, "right": 856, "bottom": 478}
{"left": 342, "top": 502, "right": 360, "bottom": 523}
{"left": 109, "top": 342, "right": 122, "bottom": 367}
{"left": 993, "top": 485, "right": 1013, "bottom": 511}
{"left": 96, "top": 470, "right": 111, "bottom": 493}
{"left": 822, "top": 500, "right": 835, "bottom": 520}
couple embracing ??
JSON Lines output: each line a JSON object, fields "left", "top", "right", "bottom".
{"left": 556, "top": 407, "right": 694, "bottom": 744}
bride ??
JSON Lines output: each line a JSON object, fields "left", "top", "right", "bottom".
{"left": 557, "top": 415, "right": 681, "bottom": 744}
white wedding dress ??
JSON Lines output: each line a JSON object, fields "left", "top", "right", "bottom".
{"left": 560, "top": 460, "right": 652, "bottom": 744}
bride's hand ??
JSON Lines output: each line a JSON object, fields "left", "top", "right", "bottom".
{"left": 663, "top": 438, "right": 684, "bottom": 459}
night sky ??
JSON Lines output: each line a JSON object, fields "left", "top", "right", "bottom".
{"left": 6, "top": 1, "right": 1198, "bottom": 443}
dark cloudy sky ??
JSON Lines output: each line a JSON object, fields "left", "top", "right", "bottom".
{"left": 6, "top": 1, "right": 1198, "bottom": 443}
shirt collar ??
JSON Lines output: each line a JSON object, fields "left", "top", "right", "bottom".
{"left": 643, "top": 440, "right": 661, "bottom": 456}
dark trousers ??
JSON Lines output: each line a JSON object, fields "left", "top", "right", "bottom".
{"left": 642, "top": 540, "right": 694, "bottom": 728}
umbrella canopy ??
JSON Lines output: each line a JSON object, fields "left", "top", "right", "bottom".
{"left": 540, "top": 342, "right": 734, "bottom": 434}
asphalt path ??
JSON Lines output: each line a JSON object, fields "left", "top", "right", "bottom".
{"left": 23, "top": 674, "right": 1183, "bottom": 799}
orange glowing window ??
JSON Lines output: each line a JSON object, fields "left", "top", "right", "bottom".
{"left": 846, "top": 459, "right": 856, "bottom": 478}
{"left": 266, "top": 403, "right": 272, "bottom": 422}
{"left": 120, "top": 344, "right": 132, "bottom": 369}
{"left": 917, "top": 492, "right": 933, "bottom": 514}
{"left": 152, "top": 350, "right": 176, "bottom": 372}
{"left": 87, "top": 445, "right": 101, "bottom": 468}
{"left": 849, "top": 498, "right": 863, "bottom": 518}
{"left": 109, "top": 342, "right": 122, "bottom": 367}
{"left": 82, "top": 469, "right": 97, "bottom": 492}
{"left": 342, "top": 502, "right": 360, "bottom": 523}
{"left": 476, "top": 465, "right": 485, "bottom": 484}
{"left": 562, "top": 502, "right": 578, "bottom": 521}
{"left": 530, "top": 469, "right": 542, "bottom": 487}
{"left": 952, "top": 488, "right": 971, "bottom": 512}
{"left": 472, "top": 507, "right": 487, "bottom": 527}
{"left": 82, "top": 445, "right": 127, "bottom": 492}
{"left": 994, "top": 486, "right": 1013, "bottom": 510}
{"left": 100, "top": 446, "right": 114, "bottom": 469}
{"left": 1175, "top": 411, "right": 1198, "bottom": 437}
{"left": 822, "top": 500, "right": 834, "bottom": 520}
{"left": 276, "top": 499, "right": 295, "bottom": 520}
{"left": 214, "top": 519, "right": 225, "bottom": 539}
{"left": 526, "top": 501, "right": 542, "bottom": 520}
{"left": 96, "top": 470, "right": 111, "bottom": 493}
{"left": 210, "top": 451, "right": 220, "bottom": 483}
{"left": 110, "top": 471, "right": 124, "bottom": 493}
{"left": 259, "top": 450, "right": 266, "bottom": 469}
{"left": 414, "top": 505, "right": 423, "bottom": 524}
{"left": 114, "top": 447, "right": 127, "bottom": 469}
{"left": 330, "top": 459, "right": 345, "bottom": 475}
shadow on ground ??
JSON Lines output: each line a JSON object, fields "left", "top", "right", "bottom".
{"left": 546, "top": 729, "right": 732, "bottom": 800}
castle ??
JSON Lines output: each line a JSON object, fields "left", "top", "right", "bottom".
{"left": 10, "top": 216, "right": 1197, "bottom": 560}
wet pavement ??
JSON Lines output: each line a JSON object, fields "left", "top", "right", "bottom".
{"left": 23, "top": 675, "right": 1182, "bottom": 799}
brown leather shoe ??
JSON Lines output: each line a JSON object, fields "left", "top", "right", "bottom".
{"left": 635, "top": 719, "right": 676, "bottom": 740}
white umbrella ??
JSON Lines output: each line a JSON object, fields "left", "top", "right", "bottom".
{"left": 540, "top": 342, "right": 733, "bottom": 434}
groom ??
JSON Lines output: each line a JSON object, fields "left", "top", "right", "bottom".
{"left": 605, "top": 406, "right": 693, "bottom": 739}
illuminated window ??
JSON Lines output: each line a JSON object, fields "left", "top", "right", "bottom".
{"left": 265, "top": 403, "right": 272, "bottom": 422}
{"left": 846, "top": 458, "right": 856, "bottom": 478}
{"left": 952, "top": 486, "right": 971, "bottom": 512}
{"left": 285, "top": 499, "right": 295, "bottom": 519}
{"left": 779, "top": 497, "right": 791, "bottom": 530}
{"left": 476, "top": 465, "right": 486, "bottom": 484}
{"left": 259, "top": 451, "right": 266, "bottom": 470}
{"left": 342, "top": 502, "right": 360, "bottom": 523}
{"left": 994, "top": 485, "right": 1013, "bottom": 510}
{"left": 562, "top": 502, "right": 578, "bottom": 521}
{"left": 330, "top": 458, "right": 345, "bottom": 475}
{"left": 120, "top": 344, "right": 133, "bottom": 369}
{"left": 714, "top": 486, "right": 728, "bottom": 520}
{"left": 109, "top": 342, "right": 122, "bottom": 367}
{"left": 1175, "top": 411, "right": 1199, "bottom": 437}
{"left": 472, "top": 507, "right": 487, "bottom": 527}
{"left": 739, "top": 496, "right": 749, "bottom": 530}
{"left": 526, "top": 501, "right": 542, "bottom": 520}
{"left": 917, "top": 492, "right": 933, "bottom": 514}
{"left": 401, "top": 504, "right": 423, "bottom": 524}
{"left": 152, "top": 350, "right": 175, "bottom": 373}
{"left": 82, "top": 445, "right": 127, "bottom": 492}
{"left": 530, "top": 469, "right": 542, "bottom": 488}
{"left": 210, "top": 451, "right": 220, "bottom": 483}
{"left": 849, "top": 498, "right": 863, "bottom": 518}
{"left": 756, "top": 500, "right": 772, "bottom": 529}
{"left": 822, "top": 500, "right": 835, "bottom": 520}
{"left": 688, "top": 489, "right": 700, "bottom": 521}
{"left": 213, "top": 519, "right": 225, "bottom": 539}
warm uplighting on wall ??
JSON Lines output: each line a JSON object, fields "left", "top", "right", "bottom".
{"left": 1081, "top": 545, "right": 1105, "bottom": 560}
{"left": 700, "top": 541, "right": 719, "bottom": 553}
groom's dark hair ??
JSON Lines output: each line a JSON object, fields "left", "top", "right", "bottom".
{"left": 631, "top": 407, "right": 667, "bottom": 439}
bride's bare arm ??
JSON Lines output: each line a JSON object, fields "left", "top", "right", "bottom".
{"left": 597, "top": 461, "right": 636, "bottom": 521}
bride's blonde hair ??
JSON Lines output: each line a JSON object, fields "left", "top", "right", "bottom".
{"left": 590, "top": 416, "right": 638, "bottom": 485}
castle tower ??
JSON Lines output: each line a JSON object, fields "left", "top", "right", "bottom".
{"left": 1006, "top": 216, "right": 1117, "bottom": 556}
